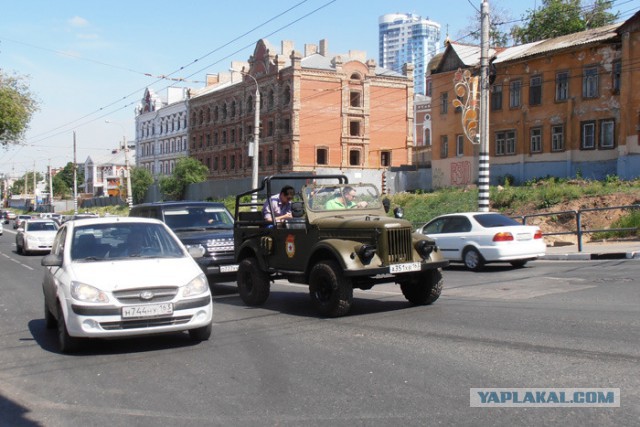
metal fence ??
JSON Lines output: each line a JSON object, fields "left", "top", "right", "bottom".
{"left": 515, "top": 204, "right": 640, "bottom": 252}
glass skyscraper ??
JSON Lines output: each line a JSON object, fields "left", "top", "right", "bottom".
{"left": 379, "top": 13, "right": 441, "bottom": 95}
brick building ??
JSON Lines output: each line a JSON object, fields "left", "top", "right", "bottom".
{"left": 187, "top": 38, "right": 415, "bottom": 189}
{"left": 428, "top": 12, "right": 640, "bottom": 188}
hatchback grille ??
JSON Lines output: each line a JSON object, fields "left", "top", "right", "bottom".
{"left": 100, "top": 315, "right": 192, "bottom": 330}
{"left": 112, "top": 287, "right": 178, "bottom": 304}
{"left": 386, "top": 228, "right": 413, "bottom": 264}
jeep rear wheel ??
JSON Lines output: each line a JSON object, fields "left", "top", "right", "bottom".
{"left": 237, "top": 257, "right": 270, "bottom": 306}
{"left": 399, "top": 269, "right": 443, "bottom": 305}
{"left": 309, "top": 260, "right": 353, "bottom": 317}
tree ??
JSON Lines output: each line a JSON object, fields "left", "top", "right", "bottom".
{"left": 0, "top": 71, "right": 39, "bottom": 146}
{"left": 51, "top": 174, "right": 70, "bottom": 199}
{"left": 512, "top": 0, "right": 619, "bottom": 44}
{"left": 159, "top": 157, "right": 208, "bottom": 200}
{"left": 460, "top": 2, "right": 514, "bottom": 47}
{"left": 56, "top": 162, "right": 84, "bottom": 191}
{"left": 131, "top": 167, "right": 154, "bottom": 204}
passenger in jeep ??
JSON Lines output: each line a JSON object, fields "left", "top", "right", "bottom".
{"left": 263, "top": 185, "right": 294, "bottom": 222}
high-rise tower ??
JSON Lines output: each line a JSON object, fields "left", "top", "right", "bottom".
{"left": 379, "top": 13, "right": 441, "bottom": 95}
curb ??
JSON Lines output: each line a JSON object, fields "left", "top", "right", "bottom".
{"left": 541, "top": 252, "right": 639, "bottom": 261}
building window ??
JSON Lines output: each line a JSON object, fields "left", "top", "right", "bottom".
{"left": 349, "top": 149, "right": 361, "bottom": 166}
{"left": 267, "top": 121, "right": 274, "bottom": 137}
{"left": 283, "top": 86, "right": 291, "bottom": 106}
{"left": 491, "top": 84, "right": 502, "bottom": 111}
{"left": 213, "top": 157, "right": 219, "bottom": 171}
{"left": 440, "top": 92, "right": 448, "bottom": 114}
{"left": 509, "top": 80, "right": 521, "bottom": 108}
{"left": 495, "top": 130, "right": 516, "bottom": 156}
{"left": 529, "top": 75, "right": 542, "bottom": 106}
{"left": 612, "top": 60, "right": 621, "bottom": 94}
{"left": 581, "top": 121, "right": 596, "bottom": 149}
{"left": 380, "top": 151, "right": 391, "bottom": 167}
{"left": 230, "top": 155, "right": 235, "bottom": 170}
{"left": 350, "top": 91, "right": 362, "bottom": 107}
{"left": 600, "top": 119, "right": 615, "bottom": 149}
{"left": 456, "top": 134, "right": 464, "bottom": 157}
{"left": 283, "top": 148, "right": 290, "bottom": 165}
{"left": 222, "top": 156, "right": 227, "bottom": 171}
{"left": 530, "top": 127, "right": 542, "bottom": 153}
{"left": 247, "top": 96, "right": 253, "bottom": 113}
{"left": 230, "top": 101, "right": 236, "bottom": 118}
{"left": 555, "top": 72, "right": 569, "bottom": 101}
{"left": 349, "top": 120, "right": 361, "bottom": 137}
{"left": 268, "top": 89, "right": 275, "bottom": 110}
{"left": 267, "top": 149, "right": 273, "bottom": 165}
{"left": 551, "top": 125, "right": 565, "bottom": 151}
{"left": 583, "top": 66, "right": 599, "bottom": 98}
{"left": 283, "top": 118, "right": 291, "bottom": 134}
{"left": 440, "top": 135, "right": 448, "bottom": 159}
{"left": 317, "top": 148, "right": 328, "bottom": 165}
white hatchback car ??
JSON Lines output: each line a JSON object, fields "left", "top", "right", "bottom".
{"left": 41, "top": 217, "right": 213, "bottom": 353}
{"left": 16, "top": 219, "right": 59, "bottom": 254}
{"left": 416, "top": 212, "right": 546, "bottom": 270}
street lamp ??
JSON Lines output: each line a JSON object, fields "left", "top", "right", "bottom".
{"left": 105, "top": 120, "right": 133, "bottom": 208}
{"left": 231, "top": 68, "right": 260, "bottom": 211}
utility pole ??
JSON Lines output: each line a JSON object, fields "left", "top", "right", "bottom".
{"left": 73, "top": 131, "right": 78, "bottom": 215}
{"left": 33, "top": 160, "right": 37, "bottom": 212}
{"left": 123, "top": 135, "right": 133, "bottom": 208}
{"left": 48, "top": 160, "right": 53, "bottom": 212}
{"left": 478, "top": 0, "right": 491, "bottom": 212}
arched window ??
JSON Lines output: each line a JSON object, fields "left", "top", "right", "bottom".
{"left": 268, "top": 89, "right": 275, "bottom": 109}
{"left": 283, "top": 85, "right": 291, "bottom": 106}
{"left": 230, "top": 100, "right": 236, "bottom": 118}
{"left": 247, "top": 95, "right": 253, "bottom": 113}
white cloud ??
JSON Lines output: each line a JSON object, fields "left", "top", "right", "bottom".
{"left": 68, "top": 16, "right": 90, "bottom": 28}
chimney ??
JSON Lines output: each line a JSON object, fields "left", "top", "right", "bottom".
{"left": 281, "top": 40, "right": 294, "bottom": 56}
{"left": 304, "top": 43, "right": 318, "bottom": 57}
{"left": 319, "top": 39, "right": 328, "bottom": 56}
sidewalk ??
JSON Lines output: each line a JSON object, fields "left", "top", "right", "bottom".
{"left": 542, "top": 239, "right": 640, "bottom": 260}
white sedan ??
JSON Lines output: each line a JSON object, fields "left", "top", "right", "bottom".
{"left": 16, "top": 219, "right": 59, "bottom": 255}
{"left": 41, "top": 217, "right": 213, "bottom": 353}
{"left": 416, "top": 212, "right": 546, "bottom": 271}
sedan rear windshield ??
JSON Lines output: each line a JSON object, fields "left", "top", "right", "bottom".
{"left": 473, "top": 213, "right": 522, "bottom": 228}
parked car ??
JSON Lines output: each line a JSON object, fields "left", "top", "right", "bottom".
{"left": 416, "top": 212, "right": 546, "bottom": 270}
{"left": 14, "top": 214, "right": 33, "bottom": 229}
{"left": 129, "top": 201, "right": 237, "bottom": 282}
{"left": 0, "top": 219, "right": 3, "bottom": 236}
{"left": 41, "top": 216, "right": 213, "bottom": 353}
{"left": 15, "top": 219, "right": 59, "bottom": 255}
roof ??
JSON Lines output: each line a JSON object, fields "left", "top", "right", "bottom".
{"left": 494, "top": 23, "right": 622, "bottom": 64}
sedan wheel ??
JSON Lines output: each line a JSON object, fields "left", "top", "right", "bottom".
{"left": 463, "top": 247, "right": 485, "bottom": 271}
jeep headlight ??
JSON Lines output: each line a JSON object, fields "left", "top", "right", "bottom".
{"left": 356, "top": 244, "right": 376, "bottom": 265}
{"left": 71, "top": 281, "right": 109, "bottom": 303}
{"left": 182, "top": 273, "right": 209, "bottom": 297}
{"left": 415, "top": 239, "right": 435, "bottom": 259}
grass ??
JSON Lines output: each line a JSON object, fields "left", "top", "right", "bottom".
{"left": 592, "top": 209, "right": 640, "bottom": 239}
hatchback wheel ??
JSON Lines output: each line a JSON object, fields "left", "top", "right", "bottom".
{"left": 57, "top": 303, "right": 82, "bottom": 353}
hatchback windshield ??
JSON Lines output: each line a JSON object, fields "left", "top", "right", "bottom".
{"left": 71, "top": 223, "right": 184, "bottom": 261}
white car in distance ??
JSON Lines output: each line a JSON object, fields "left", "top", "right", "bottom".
{"left": 16, "top": 219, "right": 59, "bottom": 255}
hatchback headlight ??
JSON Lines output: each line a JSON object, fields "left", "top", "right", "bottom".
{"left": 182, "top": 273, "right": 209, "bottom": 297}
{"left": 71, "top": 281, "right": 109, "bottom": 303}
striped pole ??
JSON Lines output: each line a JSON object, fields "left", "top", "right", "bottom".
{"left": 478, "top": 0, "right": 490, "bottom": 212}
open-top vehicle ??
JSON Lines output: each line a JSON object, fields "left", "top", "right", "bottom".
{"left": 233, "top": 174, "right": 448, "bottom": 317}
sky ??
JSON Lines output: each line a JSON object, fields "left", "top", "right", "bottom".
{"left": 1, "top": 0, "right": 639, "bottom": 179}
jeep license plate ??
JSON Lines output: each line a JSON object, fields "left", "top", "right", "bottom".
{"left": 122, "top": 303, "right": 173, "bottom": 319}
{"left": 389, "top": 262, "right": 421, "bottom": 273}
{"left": 220, "top": 264, "right": 239, "bottom": 273}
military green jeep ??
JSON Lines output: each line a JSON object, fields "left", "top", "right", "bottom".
{"left": 233, "top": 174, "right": 448, "bottom": 317}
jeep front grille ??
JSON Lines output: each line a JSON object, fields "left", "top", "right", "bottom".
{"left": 386, "top": 228, "right": 413, "bottom": 264}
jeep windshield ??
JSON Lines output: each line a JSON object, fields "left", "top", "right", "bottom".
{"left": 164, "top": 206, "right": 234, "bottom": 231}
{"left": 303, "top": 183, "right": 383, "bottom": 212}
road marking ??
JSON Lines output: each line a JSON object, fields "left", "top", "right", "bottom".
{"left": 0, "top": 251, "right": 35, "bottom": 270}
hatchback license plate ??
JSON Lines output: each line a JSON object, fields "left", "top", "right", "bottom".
{"left": 390, "top": 262, "right": 421, "bottom": 273}
{"left": 220, "top": 264, "right": 239, "bottom": 273}
{"left": 122, "top": 303, "right": 173, "bottom": 319}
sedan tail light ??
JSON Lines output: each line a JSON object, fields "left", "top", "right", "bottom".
{"left": 534, "top": 229, "right": 543, "bottom": 239}
{"left": 493, "top": 232, "right": 514, "bottom": 242}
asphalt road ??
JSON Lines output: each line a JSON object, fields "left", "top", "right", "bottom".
{"left": 0, "top": 228, "right": 638, "bottom": 426}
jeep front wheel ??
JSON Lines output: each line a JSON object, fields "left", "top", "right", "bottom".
{"left": 399, "top": 268, "right": 443, "bottom": 305}
{"left": 237, "top": 257, "right": 270, "bottom": 306}
{"left": 309, "top": 260, "right": 353, "bottom": 317}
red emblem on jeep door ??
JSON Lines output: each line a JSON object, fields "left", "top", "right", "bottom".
{"left": 286, "top": 234, "right": 295, "bottom": 258}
